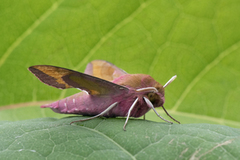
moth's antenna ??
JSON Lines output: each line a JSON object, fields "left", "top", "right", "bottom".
{"left": 163, "top": 75, "right": 177, "bottom": 88}
{"left": 136, "top": 87, "right": 158, "bottom": 93}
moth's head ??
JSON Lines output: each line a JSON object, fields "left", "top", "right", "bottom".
{"left": 137, "top": 75, "right": 177, "bottom": 108}
{"left": 141, "top": 75, "right": 180, "bottom": 125}
{"left": 135, "top": 81, "right": 165, "bottom": 107}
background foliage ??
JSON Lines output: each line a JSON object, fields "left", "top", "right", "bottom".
{"left": 1, "top": 0, "right": 240, "bottom": 127}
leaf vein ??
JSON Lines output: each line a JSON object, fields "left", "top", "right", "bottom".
{"left": 80, "top": 125, "right": 136, "bottom": 160}
{"left": 172, "top": 41, "right": 240, "bottom": 111}
{"left": 0, "top": 0, "right": 64, "bottom": 69}
{"left": 74, "top": 0, "right": 156, "bottom": 71}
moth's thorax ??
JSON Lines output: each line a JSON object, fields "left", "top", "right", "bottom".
{"left": 113, "top": 74, "right": 165, "bottom": 107}
{"left": 113, "top": 74, "right": 163, "bottom": 92}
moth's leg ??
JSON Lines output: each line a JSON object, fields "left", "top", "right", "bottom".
{"left": 143, "top": 97, "right": 173, "bottom": 124}
{"left": 70, "top": 102, "right": 118, "bottom": 125}
{"left": 123, "top": 98, "right": 139, "bottom": 131}
{"left": 143, "top": 114, "right": 145, "bottom": 120}
{"left": 162, "top": 106, "right": 180, "bottom": 124}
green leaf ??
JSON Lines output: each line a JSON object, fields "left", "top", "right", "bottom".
{"left": 1, "top": 117, "right": 240, "bottom": 160}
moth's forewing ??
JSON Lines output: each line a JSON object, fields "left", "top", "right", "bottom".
{"left": 84, "top": 60, "right": 127, "bottom": 81}
{"left": 29, "top": 65, "right": 129, "bottom": 96}
{"left": 62, "top": 72, "right": 129, "bottom": 95}
{"left": 28, "top": 65, "right": 73, "bottom": 89}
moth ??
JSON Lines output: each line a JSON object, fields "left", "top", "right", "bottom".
{"left": 29, "top": 60, "right": 180, "bottom": 130}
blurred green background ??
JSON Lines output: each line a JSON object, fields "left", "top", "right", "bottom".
{"left": 0, "top": 0, "right": 240, "bottom": 128}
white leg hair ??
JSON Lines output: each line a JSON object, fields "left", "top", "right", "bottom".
{"left": 143, "top": 97, "right": 173, "bottom": 124}
{"left": 123, "top": 97, "right": 139, "bottom": 131}
{"left": 70, "top": 102, "right": 118, "bottom": 125}
{"left": 163, "top": 75, "right": 177, "bottom": 88}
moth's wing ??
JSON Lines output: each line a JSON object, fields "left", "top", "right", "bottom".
{"left": 28, "top": 65, "right": 73, "bottom": 89}
{"left": 84, "top": 60, "right": 127, "bottom": 81}
{"left": 29, "top": 65, "right": 129, "bottom": 95}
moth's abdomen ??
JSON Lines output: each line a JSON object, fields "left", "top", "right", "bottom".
{"left": 41, "top": 92, "right": 114, "bottom": 116}
{"left": 41, "top": 92, "right": 87, "bottom": 114}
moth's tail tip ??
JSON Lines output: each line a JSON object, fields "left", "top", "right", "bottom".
{"left": 41, "top": 104, "right": 50, "bottom": 108}
{"left": 41, "top": 101, "right": 58, "bottom": 109}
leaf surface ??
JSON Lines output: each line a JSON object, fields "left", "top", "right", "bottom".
{"left": 1, "top": 117, "right": 240, "bottom": 160}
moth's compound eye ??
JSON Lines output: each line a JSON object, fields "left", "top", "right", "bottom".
{"left": 147, "top": 92, "right": 163, "bottom": 107}
{"left": 147, "top": 92, "right": 156, "bottom": 104}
